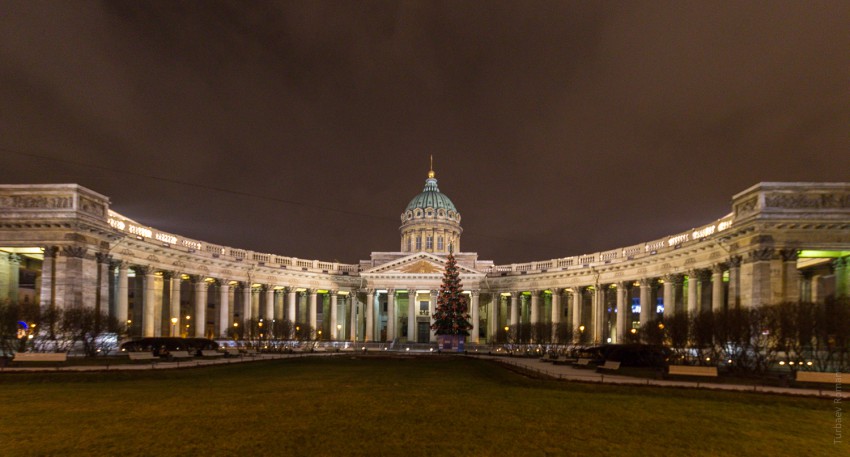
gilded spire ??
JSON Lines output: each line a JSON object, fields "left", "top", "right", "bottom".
{"left": 428, "top": 154, "right": 435, "bottom": 179}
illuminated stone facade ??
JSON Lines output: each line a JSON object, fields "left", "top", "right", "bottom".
{"left": 1, "top": 180, "right": 849, "bottom": 345}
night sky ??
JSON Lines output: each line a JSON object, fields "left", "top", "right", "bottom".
{"left": 1, "top": 1, "right": 848, "bottom": 264}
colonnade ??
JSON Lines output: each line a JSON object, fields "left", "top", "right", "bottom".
{"left": 486, "top": 251, "right": 829, "bottom": 345}
{"left": 12, "top": 247, "right": 850, "bottom": 346}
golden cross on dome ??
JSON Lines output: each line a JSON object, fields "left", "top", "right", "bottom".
{"left": 428, "top": 154, "right": 435, "bottom": 178}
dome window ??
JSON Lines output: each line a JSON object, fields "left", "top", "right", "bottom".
{"left": 438, "top": 209, "right": 445, "bottom": 217}
{"left": 406, "top": 237, "right": 412, "bottom": 252}
{"left": 426, "top": 236, "right": 433, "bottom": 250}
{"left": 437, "top": 237, "right": 444, "bottom": 251}
{"left": 415, "top": 236, "right": 422, "bottom": 251}
{"left": 406, "top": 211, "right": 413, "bottom": 219}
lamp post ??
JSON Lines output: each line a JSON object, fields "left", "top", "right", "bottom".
{"left": 337, "top": 324, "right": 342, "bottom": 341}
{"left": 170, "top": 317, "right": 178, "bottom": 337}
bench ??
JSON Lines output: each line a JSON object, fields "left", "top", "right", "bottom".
{"left": 572, "top": 358, "right": 594, "bottom": 368}
{"left": 200, "top": 350, "right": 223, "bottom": 358}
{"left": 796, "top": 371, "right": 841, "bottom": 384}
{"left": 667, "top": 365, "right": 718, "bottom": 377}
{"left": 596, "top": 361, "right": 621, "bottom": 371}
{"left": 168, "top": 351, "right": 193, "bottom": 360}
{"left": 127, "top": 352, "right": 158, "bottom": 362}
{"left": 12, "top": 352, "right": 68, "bottom": 363}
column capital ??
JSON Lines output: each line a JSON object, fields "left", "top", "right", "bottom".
{"left": 550, "top": 287, "right": 562, "bottom": 295}
{"left": 61, "top": 246, "right": 86, "bottom": 258}
{"left": 663, "top": 273, "right": 684, "bottom": 285}
{"left": 728, "top": 255, "right": 743, "bottom": 268}
{"left": 712, "top": 263, "right": 726, "bottom": 274}
{"left": 137, "top": 265, "right": 156, "bottom": 276}
{"left": 306, "top": 288, "right": 318, "bottom": 295}
{"left": 471, "top": 290, "right": 480, "bottom": 297}
{"left": 95, "top": 252, "right": 112, "bottom": 264}
{"left": 639, "top": 278, "right": 654, "bottom": 288}
{"left": 218, "top": 278, "right": 230, "bottom": 287}
{"left": 328, "top": 289, "right": 339, "bottom": 296}
{"left": 780, "top": 248, "right": 800, "bottom": 262}
{"left": 43, "top": 246, "right": 58, "bottom": 258}
{"left": 748, "top": 248, "right": 774, "bottom": 262}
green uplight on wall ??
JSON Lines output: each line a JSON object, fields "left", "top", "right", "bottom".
{"left": 798, "top": 250, "right": 850, "bottom": 258}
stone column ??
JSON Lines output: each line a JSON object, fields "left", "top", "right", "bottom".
{"left": 572, "top": 287, "right": 583, "bottom": 336}
{"left": 509, "top": 292, "right": 519, "bottom": 328}
{"left": 530, "top": 290, "right": 540, "bottom": 326}
{"left": 728, "top": 256, "right": 742, "bottom": 308}
{"left": 687, "top": 271, "right": 699, "bottom": 316}
{"left": 242, "top": 283, "right": 252, "bottom": 325}
{"left": 287, "top": 287, "right": 297, "bottom": 323}
{"left": 639, "top": 279, "right": 652, "bottom": 325}
{"left": 274, "top": 289, "right": 284, "bottom": 322}
{"left": 429, "top": 290, "right": 438, "bottom": 343}
{"left": 470, "top": 290, "right": 480, "bottom": 344}
{"left": 0, "top": 253, "right": 10, "bottom": 301}
{"left": 116, "top": 261, "right": 129, "bottom": 327}
{"left": 7, "top": 254, "right": 20, "bottom": 304}
{"left": 490, "top": 292, "right": 500, "bottom": 343}
{"left": 748, "top": 249, "right": 773, "bottom": 308}
{"left": 349, "top": 289, "right": 359, "bottom": 342}
{"left": 386, "top": 288, "right": 396, "bottom": 341}
{"left": 551, "top": 288, "right": 562, "bottom": 327}
{"left": 219, "top": 280, "right": 230, "bottom": 338}
{"left": 170, "top": 273, "right": 182, "bottom": 337}
{"left": 251, "top": 287, "right": 261, "bottom": 321}
{"left": 329, "top": 290, "right": 339, "bottom": 340}
{"left": 592, "top": 286, "right": 605, "bottom": 343}
{"left": 616, "top": 282, "right": 628, "bottom": 343}
{"left": 95, "top": 253, "right": 110, "bottom": 315}
{"left": 365, "top": 289, "right": 375, "bottom": 342}
{"left": 308, "top": 289, "right": 318, "bottom": 337}
{"left": 711, "top": 264, "right": 725, "bottom": 313}
{"left": 194, "top": 277, "right": 207, "bottom": 338}
{"left": 142, "top": 267, "right": 157, "bottom": 337}
{"left": 41, "top": 247, "right": 57, "bottom": 310}
{"left": 780, "top": 249, "right": 801, "bottom": 301}
{"left": 408, "top": 290, "right": 416, "bottom": 342}
{"left": 662, "top": 275, "right": 677, "bottom": 318}
{"left": 263, "top": 285, "right": 274, "bottom": 321}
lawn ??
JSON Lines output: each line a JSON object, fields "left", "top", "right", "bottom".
{"left": 0, "top": 355, "right": 840, "bottom": 456}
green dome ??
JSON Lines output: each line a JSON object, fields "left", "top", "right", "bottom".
{"left": 405, "top": 177, "right": 457, "bottom": 213}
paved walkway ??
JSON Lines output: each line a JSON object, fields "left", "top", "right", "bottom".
{"left": 2, "top": 351, "right": 843, "bottom": 399}
{"left": 472, "top": 355, "right": 843, "bottom": 399}
{"left": 0, "top": 352, "right": 342, "bottom": 373}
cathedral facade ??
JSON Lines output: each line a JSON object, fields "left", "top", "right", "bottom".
{"left": 1, "top": 172, "right": 849, "bottom": 346}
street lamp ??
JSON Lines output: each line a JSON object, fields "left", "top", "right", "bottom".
{"left": 170, "top": 317, "right": 178, "bottom": 337}
{"left": 337, "top": 324, "right": 342, "bottom": 340}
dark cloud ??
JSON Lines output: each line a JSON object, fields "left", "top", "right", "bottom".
{"left": 1, "top": 0, "right": 848, "bottom": 264}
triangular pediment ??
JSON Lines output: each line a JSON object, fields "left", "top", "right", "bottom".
{"left": 361, "top": 252, "right": 483, "bottom": 277}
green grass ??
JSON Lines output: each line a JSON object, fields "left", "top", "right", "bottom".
{"left": 0, "top": 355, "right": 841, "bottom": 456}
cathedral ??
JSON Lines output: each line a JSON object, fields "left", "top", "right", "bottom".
{"left": 0, "top": 170, "right": 848, "bottom": 346}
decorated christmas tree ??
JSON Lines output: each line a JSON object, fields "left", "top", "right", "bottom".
{"left": 431, "top": 247, "right": 473, "bottom": 346}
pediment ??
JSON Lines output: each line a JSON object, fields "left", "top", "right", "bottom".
{"left": 362, "top": 252, "right": 483, "bottom": 276}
